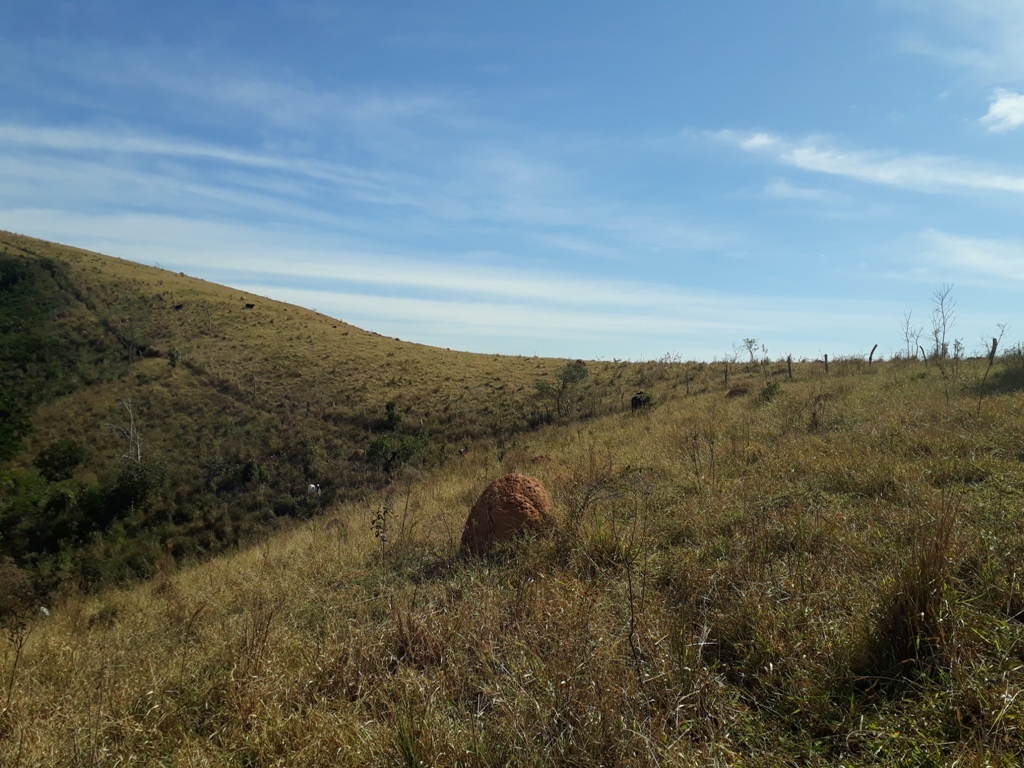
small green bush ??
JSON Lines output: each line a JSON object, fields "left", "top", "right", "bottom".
{"left": 759, "top": 380, "right": 781, "bottom": 403}
{"left": 991, "top": 343, "right": 1024, "bottom": 393}
{"left": 35, "top": 438, "right": 86, "bottom": 482}
{"left": 367, "top": 433, "right": 430, "bottom": 474}
{"left": 0, "top": 394, "right": 32, "bottom": 461}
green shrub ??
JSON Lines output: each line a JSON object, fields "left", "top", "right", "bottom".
{"left": 35, "top": 438, "right": 86, "bottom": 482}
{"left": 0, "top": 394, "right": 31, "bottom": 461}
{"left": 759, "top": 380, "right": 782, "bottom": 403}
{"left": 367, "top": 433, "right": 430, "bottom": 474}
{"left": 535, "top": 362, "right": 591, "bottom": 418}
{"left": 0, "top": 557, "right": 35, "bottom": 619}
{"left": 991, "top": 343, "right": 1024, "bottom": 393}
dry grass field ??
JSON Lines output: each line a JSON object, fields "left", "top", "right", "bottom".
{"left": 4, "top": 344, "right": 1024, "bottom": 765}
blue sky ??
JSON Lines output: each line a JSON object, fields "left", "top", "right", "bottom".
{"left": 2, "top": 1, "right": 1023, "bottom": 361}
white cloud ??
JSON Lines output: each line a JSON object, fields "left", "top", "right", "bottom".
{"left": 763, "top": 179, "right": 833, "bottom": 201}
{"left": 917, "top": 229, "right": 1024, "bottom": 282}
{"left": 237, "top": 285, "right": 689, "bottom": 338}
{"left": 0, "top": 120, "right": 727, "bottom": 262}
{"left": 739, "top": 133, "right": 780, "bottom": 151}
{"left": 0, "top": 122, "right": 402, "bottom": 193}
{"left": 895, "top": 0, "right": 1024, "bottom": 79}
{"left": 0, "top": 207, "right": 692, "bottom": 309}
{"left": 233, "top": 282, "right": 886, "bottom": 359}
{"left": 719, "top": 130, "right": 1024, "bottom": 195}
{"left": 980, "top": 88, "right": 1024, "bottom": 132}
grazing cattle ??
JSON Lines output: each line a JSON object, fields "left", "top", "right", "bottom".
{"left": 307, "top": 483, "right": 321, "bottom": 497}
{"left": 631, "top": 391, "right": 653, "bottom": 411}
{"left": 348, "top": 449, "right": 365, "bottom": 462}
{"left": 458, "top": 446, "right": 470, "bottom": 457}
{"left": 38, "top": 606, "right": 51, "bottom": 618}
{"left": 244, "top": 303, "right": 255, "bottom": 310}
{"left": 173, "top": 303, "right": 184, "bottom": 311}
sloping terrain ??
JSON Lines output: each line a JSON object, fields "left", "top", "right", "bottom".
{"left": 0, "top": 232, "right": 694, "bottom": 597}
{"left": 4, "top": 351, "right": 1024, "bottom": 765}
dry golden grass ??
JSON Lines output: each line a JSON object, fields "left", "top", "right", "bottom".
{"left": 5, "top": 354, "right": 1024, "bottom": 766}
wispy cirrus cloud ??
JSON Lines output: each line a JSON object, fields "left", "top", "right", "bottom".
{"left": 0, "top": 119, "right": 725, "bottom": 261}
{"left": 893, "top": 0, "right": 1024, "bottom": 79}
{"left": 0, "top": 39, "right": 474, "bottom": 140}
{"left": 717, "top": 129, "right": 1024, "bottom": 196}
{"left": 0, "top": 208, "right": 713, "bottom": 311}
{"left": 233, "top": 280, "right": 888, "bottom": 358}
{"left": 916, "top": 229, "right": 1024, "bottom": 283}
{"left": 0, "top": 122, "right": 405, "bottom": 193}
{"left": 980, "top": 88, "right": 1024, "bottom": 132}
{"left": 0, "top": 34, "right": 730, "bottom": 260}
{"left": 763, "top": 179, "right": 834, "bottom": 201}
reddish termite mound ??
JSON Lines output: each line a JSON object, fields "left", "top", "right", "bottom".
{"left": 460, "top": 473, "right": 553, "bottom": 555}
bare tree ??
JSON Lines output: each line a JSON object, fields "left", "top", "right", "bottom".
{"left": 930, "top": 283, "right": 956, "bottom": 360}
{"left": 104, "top": 399, "right": 142, "bottom": 463}
{"left": 900, "top": 311, "right": 924, "bottom": 359}
{"left": 977, "top": 324, "right": 1007, "bottom": 416}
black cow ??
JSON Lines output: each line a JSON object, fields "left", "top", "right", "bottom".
{"left": 631, "top": 391, "right": 652, "bottom": 412}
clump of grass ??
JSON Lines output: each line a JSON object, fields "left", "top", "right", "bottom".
{"left": 854, "top": 494, "right": 960, "bottom": 684}
{"left": 759, "top": 379, "right": 782, "bottom": 403}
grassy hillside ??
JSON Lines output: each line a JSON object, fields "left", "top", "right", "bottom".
{"left": 0, "top": 232, "right": 699, "bottom": 602}
{"left": 4, "top": 354, "right": 1024, "bottom": 765}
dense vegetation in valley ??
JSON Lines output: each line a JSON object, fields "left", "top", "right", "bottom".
{"left": 0, "top": 232, "right": 670, "bottom": 604}
{"left": 4, "top": 232, "right": 1024, "bottom": 765}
